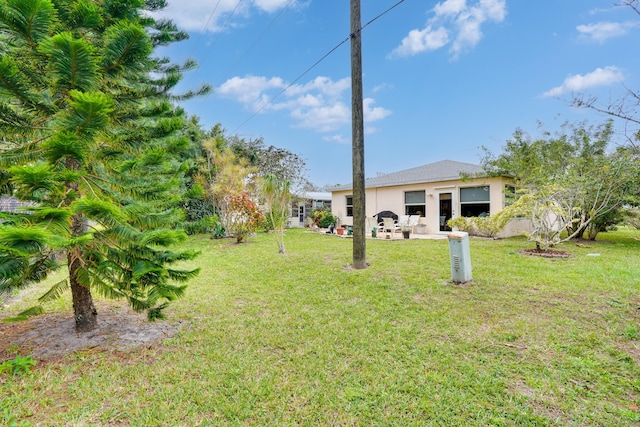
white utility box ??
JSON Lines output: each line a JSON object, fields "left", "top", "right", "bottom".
{"left": 448, "top": 231, "right": 472, "bottom": 283}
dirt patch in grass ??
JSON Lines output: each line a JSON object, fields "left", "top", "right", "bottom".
{"left": 0, "top": 302, "right": 181, "bottom": 362}
{"left": 519, "top": 248, "right": 573, "bottom": 258}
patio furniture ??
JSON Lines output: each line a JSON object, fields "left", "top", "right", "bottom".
{"left": 374, "top": 211, "right": 398, "bottom": 224}
{"left": 408, "top": 215, "right": 420, "bottom": 232}
{"left": 381, "top": 217, "right": 401, "bottom": 238}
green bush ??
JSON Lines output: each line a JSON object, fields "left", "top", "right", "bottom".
{"left": 447, "top": 213, "right": 511, "bottom": 238}
{"left": 183, "top": 198, "right": 215, "bottom": 222}
{"left": 183, "top": 215, "right": 219, "bottom": 235}
{"left": 311, "top": 209, "right": 337, "bottom": 228}
{"left": 447, "top": 217, "right": 473, "bottom": 233}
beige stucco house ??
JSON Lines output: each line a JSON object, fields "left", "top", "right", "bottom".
{"left": 329, "top": 160, "right": 529, "bottom": 237}
{"left": 287, "top": 191, "right": 332, "bottom": 228}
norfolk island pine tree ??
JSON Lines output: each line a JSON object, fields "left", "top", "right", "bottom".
{"left": 0, "top": 0, "right": 210, "bottom": 331}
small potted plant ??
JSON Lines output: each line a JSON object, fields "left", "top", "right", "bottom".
{"left": 402, "top": 226, "right": 411, "bottom": 239}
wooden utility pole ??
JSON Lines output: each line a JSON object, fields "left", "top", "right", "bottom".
{"left": 350, "top": 0, "right": 367, "bottom": 269}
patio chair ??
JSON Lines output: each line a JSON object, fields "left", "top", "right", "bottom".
{"left": 380, "top": 217, "right": 401, "bottom": 238}
{"left": 408, "top": 215, "right": 420, "bottom": 232}
{"left": 398, "top": 215, "right": 410, "bottom": 227}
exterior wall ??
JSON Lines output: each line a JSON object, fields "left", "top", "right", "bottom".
{"left": 499, "top": 218, "right": 532, "bottom": 239}
{"left": 287, "top": 198, "right": 332, "bottom": 228}
{"left": 332, "top": 176, "right": 520, "bottom": 235}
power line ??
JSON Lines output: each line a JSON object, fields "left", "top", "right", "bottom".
{"left": 200, "top": 0, "right": 245, "bottom": 63}
{"left": 230, "top": 35, "right": 351, "bottom": 135}
{"left": 187, "top": 0, "right": 223, "bottom": 59}
{"left": 182, "top": 0, "right": 245, "bottom": 88}
{"left": 361, "top": 0, "right": 406, "bottom": 32}
{"left": 219, "top": 0, "right": 295, "bottom": 83}
{"left": 230, "top": 0, "right": 406, "bottom": 135}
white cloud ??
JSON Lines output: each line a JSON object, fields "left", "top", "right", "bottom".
{"left": 542, "top": 66, "right": 625, "bottom": 97}
{"left": 364, "top": 126, "right": 380, "bottom": 136}
{"left": 291, "top": 102, "right": 351, "bottom": 132}
{"left": 434, "top": 0, "right": 467, "bottom": 16}
{"left": 219, "top": 75, "right": 391, "bottom": 132}
{"left": 150, "top": 0, "right": 300, "bottom": 33}
{"left": 323, "top": 134, "right": 350, "bottom": 145}
{"left": 390, "top": 0, "right": 506, "bottom": 59}
{"left": 577, "top": 21, "right": 640, "bottom": 43}
{"left": 363, "top": 98, "right": 392, "bottom": 123}
{"left": 218, "top": 75, "right": 285, "bottom": 110}
{"left": 372, "top": 83, "right": 393, "bottom": 93}
{"left": 390, "top": 27, "right": 450, "bottom": 57}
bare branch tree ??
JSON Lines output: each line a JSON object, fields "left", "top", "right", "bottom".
{"left": 572, "top": 1, "right": 640, "bottom": 144}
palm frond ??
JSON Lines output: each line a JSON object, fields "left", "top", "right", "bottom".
{"left": 0, "top": 0, "right": 57, "bottom": 47}
{"left": 103, "top": 21, "right": 152, "bottom": 74}
{"left": 57, "top": 91, "right": 113, "bottom": 138}
{"left": 38, "top": 32, "right": 98, "bottom": 92}
{"left": 60, "top": 232, "right": 92, "bottom": 249}
{"left": 147, "top": 302, "right": 169, "bottom": 321}
{"left": 155, "top": 283, "right": 187, "bottom": 300}
{"left": 0, "top": 101, "right": 35, "bottom": 130}
{"left": 2, "top": 305, "right": 46, "bottom": 322}
{"left": 132, "top": 259, "right": 165, "bottom": 282}
{"left": 0, "top": 255, "right": 28, "bottom": 288}
{"left": 0, "top": 146, "right": 44, "bottom": 169}
{"left": 72, "top": 197, "right": 126, "bottom": 226}
{"left": 30, "top": 206, "right": 72, "bottom": 235}
{"left": 86, "top": 270, "right": 126, "bottom": 300}
{"left": 152, "top": 249, "right": 199, "bottom": 265}
{"left": 37, "top": 278, "right": 68, "bottom": 303}
{"left": 67, "top": 0, "right": 102, "bottom": 30}
{"left": 170, "top": 84, "right": 212, "bottom": 101}
{"left": 166, "top": 267, "right": 200, "bottom": 283}
{"left": 8, "top": 162, "right": 57, "bottom": 195}
{"left": 0, "top": 56, "right": 40, "bottom": 109}
{"left": 127, "top": 294, "right": 152, "bottom": 313}
{"left": 148, "top": 18, "right": 188, "bottom": 47}
{"left": 100, "top": 223, "right": 140, "bottom": 242}
{"left": 42, "top": 131, "right": 87, "bottom": 164}
{"left": 138, "top": 229, "right": 187, "bottom": 246}
{"left": 0, "top": 226, "right": 51, "bottom": 252}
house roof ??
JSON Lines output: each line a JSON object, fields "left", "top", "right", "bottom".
{"left": 330, "top": 160, "right": 485, "bottom": 192}
{"left": 296, "top": 191, "right": 332, "bottom": 201}
{"left": 0, "top": 196, "right": 35, "bottom": 213}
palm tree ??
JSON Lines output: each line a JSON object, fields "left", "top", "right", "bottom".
{"left": 261, "top": 174, "right": 292, "bottom": 254}
{"left": 0, "top": 0, "right": 207, "bottom": 331}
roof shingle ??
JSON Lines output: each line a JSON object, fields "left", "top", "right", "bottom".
{"left": 331, "top": 160, "right": 484, "bottom": 191}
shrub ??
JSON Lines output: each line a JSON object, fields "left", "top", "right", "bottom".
{"left": 183, "top": 215, "right": 219, "bottom": 235}
{"left": 447, "top": 212, "right": 511, "bottom": 238}
{"left": 184, "top": 197, "right": 215, "bottom": 222}
{"left": 311, "top": 209, "right": 337, "bottom": 228}
{"left": 447, "top": 217, "right": 473, "bottom": 233}
{"left": 227, "top": 194, "right": 264, "bottom": 243}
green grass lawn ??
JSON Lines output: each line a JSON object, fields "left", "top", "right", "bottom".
{"left": 2, "top": 228, "right": 640, "bottom": 426}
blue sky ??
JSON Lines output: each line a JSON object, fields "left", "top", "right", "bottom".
{"left": 152, "top": 0, "right": 639, "bottom": 187}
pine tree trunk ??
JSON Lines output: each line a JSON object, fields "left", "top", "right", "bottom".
{"left": 68, "top": 213, "right": 97, "bottom": 332}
